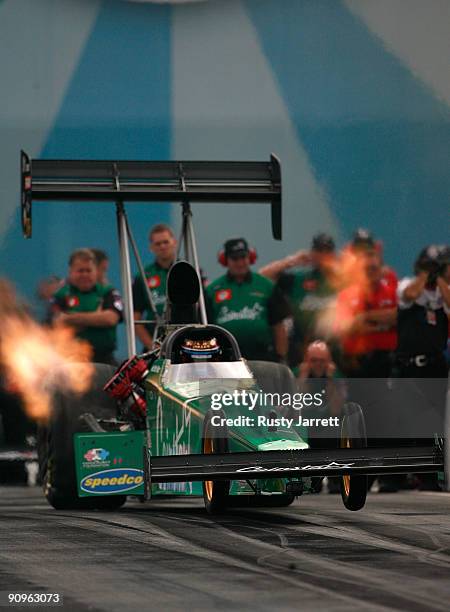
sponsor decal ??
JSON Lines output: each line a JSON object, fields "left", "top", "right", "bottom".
{"left": 152, "top": 293, "right": 166, "bottom": 306}
{"left": 215, "top": 289, "right": 232, "bottom": 303}
{"left": 82, "top": 448, "right": 110, "bottom": 469}
{"left": 84, "top": 448, "right": 109, "bottom": 462}
{"left": 235, "top": 461, "right": 355, "bottom": 473}
{"left": 147, "top": 275, "right": 161, "bottom": 289}
{"left": 80, "top": 468, "right": 144, "bottom": 494}
{"left": 66, "top": 295, "right": 80, "bottom": 308}
{"left": 217, "top": 303, "right": 263, "bottom": 323}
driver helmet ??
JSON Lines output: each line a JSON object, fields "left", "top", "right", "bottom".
{"left": 180, "top": 337, "right": 222, "bottom": 362}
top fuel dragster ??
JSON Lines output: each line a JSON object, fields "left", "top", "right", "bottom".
{"left": 20, "top": 151, "right": 446, "bottom": 513}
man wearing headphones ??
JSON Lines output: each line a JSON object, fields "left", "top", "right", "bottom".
{"left": 205, "top": 238, "right": 290, "bottom": 362}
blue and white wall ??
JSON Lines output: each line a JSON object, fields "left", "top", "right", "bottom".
{"left": 1, "top": 0, "right": 449, "bottom": 342}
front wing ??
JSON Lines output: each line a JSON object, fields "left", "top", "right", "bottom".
{"left": 150, "top": 445, "right": 443, "bottom": 482}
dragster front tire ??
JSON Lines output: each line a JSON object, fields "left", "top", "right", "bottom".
{"left": 340, "top": 402, "right": 368, "bottom": 511}
{"left": 37, "top": 363, "right": 126, "bottom": 511}
{"left": 202, "top": 409, "right": 230, "bottom": 515}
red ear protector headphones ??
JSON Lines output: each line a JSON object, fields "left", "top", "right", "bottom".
{"left": 218, "top": 247, "right": 257, "bottom": 267}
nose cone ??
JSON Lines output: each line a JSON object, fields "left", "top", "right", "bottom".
{"left": 258, "top": 440, "right": 309, "bottom": 451}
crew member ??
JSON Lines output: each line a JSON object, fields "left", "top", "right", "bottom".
{"left": 51, "top": 248, "right": 123, "bottom": 365}
{"left": 396, "top": 245, "right": 450, "bottom": 378}
{"left": 334, "top": 232, "right": 400, "bottom": 491}
{"left": 206, "top": 238, "right": 290, "bottom": 362}
{"left": 132, "top": 224, "right": 177, "bottom": 351}
{"left": 90, "top": 249, "right": 110, "bottom": 286}
{"left": 335, "top": 231, "right": 397, "bottom": 378}
{"left": 260, "top": 232, "right": 337, "bottom": 367}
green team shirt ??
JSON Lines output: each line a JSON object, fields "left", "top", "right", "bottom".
{"left": 277, "top": 268, "right": 335, "bottom": 362}
{"left": 132, "top": 261, "right": 170, "bottom": 336}
{"left": 205, "top": 271, "right": 289, "bottom": 360}
{"left": 52, "top": 283, "right": 123, "bottom": 355}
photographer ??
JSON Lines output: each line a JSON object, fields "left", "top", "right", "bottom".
{"left": 297, "top": 340, "right": 342, "bottom": 417}
{"left": 396, "top": 245, "right": 450, "bottom": 378}
{"left": 297, "top": 341, "right": 344, "bottom": 493}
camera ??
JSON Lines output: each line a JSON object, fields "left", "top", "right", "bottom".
{"left": 415, "top": 245, "right": 449, "bottom": 284}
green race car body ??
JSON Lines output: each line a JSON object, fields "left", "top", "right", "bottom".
{"left": 74, "top": 324, "right": 310, "bottom": 502}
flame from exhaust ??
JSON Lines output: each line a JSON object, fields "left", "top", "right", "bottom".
{"left": 328, "top": 248, "right": 370, "bottom": 293}
{"left": 316, "top": 249, "right": 372, "bottom": 340}
{"left": 0, "top": 279, "right": 94, "bottom": 421}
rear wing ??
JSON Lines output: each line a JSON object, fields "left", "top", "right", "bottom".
{"left": 20, "top": 151, "right": 282, "bottom": 239}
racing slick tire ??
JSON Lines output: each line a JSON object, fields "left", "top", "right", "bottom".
{"left": 37, "top": 363, "right": 126, "bottom": 511}
{"left": 340, "top": 402, "right": 367, "bottom": 511}
{"left": 202, "top": 409, "right": 230, "bottom": 515}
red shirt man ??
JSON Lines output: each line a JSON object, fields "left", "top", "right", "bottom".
{"left": 336, "top": 276, "right": 397, "bottom": 356}
{"left": 335, "top": 232, "right": 397, "bottom": 376}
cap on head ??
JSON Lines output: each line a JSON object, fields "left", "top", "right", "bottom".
{"left": 351, "top": 228, "right": 376, "bottom": 252}
{"left": 224, "top": 238, "right": 249, "bottom": 260}
{"left": 311, "top": 233, "right": 335, "bottom": 253}
{"left": 421, "top": 244, "right": 448, "bottom": 262}
{"left": 415, "top": 244, "right": 449, "bottom": 271}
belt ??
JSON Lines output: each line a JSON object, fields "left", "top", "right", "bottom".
{"left": 397, "top": 353, "right": 442, "bottom": 368}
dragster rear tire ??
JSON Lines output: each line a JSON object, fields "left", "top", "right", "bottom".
{"left": 202, "top": 409, "right": 230, "bottom": 515}
{"left": 37, "top": 363, "right": 126, "bottom": 511}
{"left": 340, "top": 402, "right": 368, "bottom": 511}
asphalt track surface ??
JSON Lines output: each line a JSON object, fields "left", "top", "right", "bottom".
{"left": 1, "top": 487, "right": 449, "bottom": 612}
